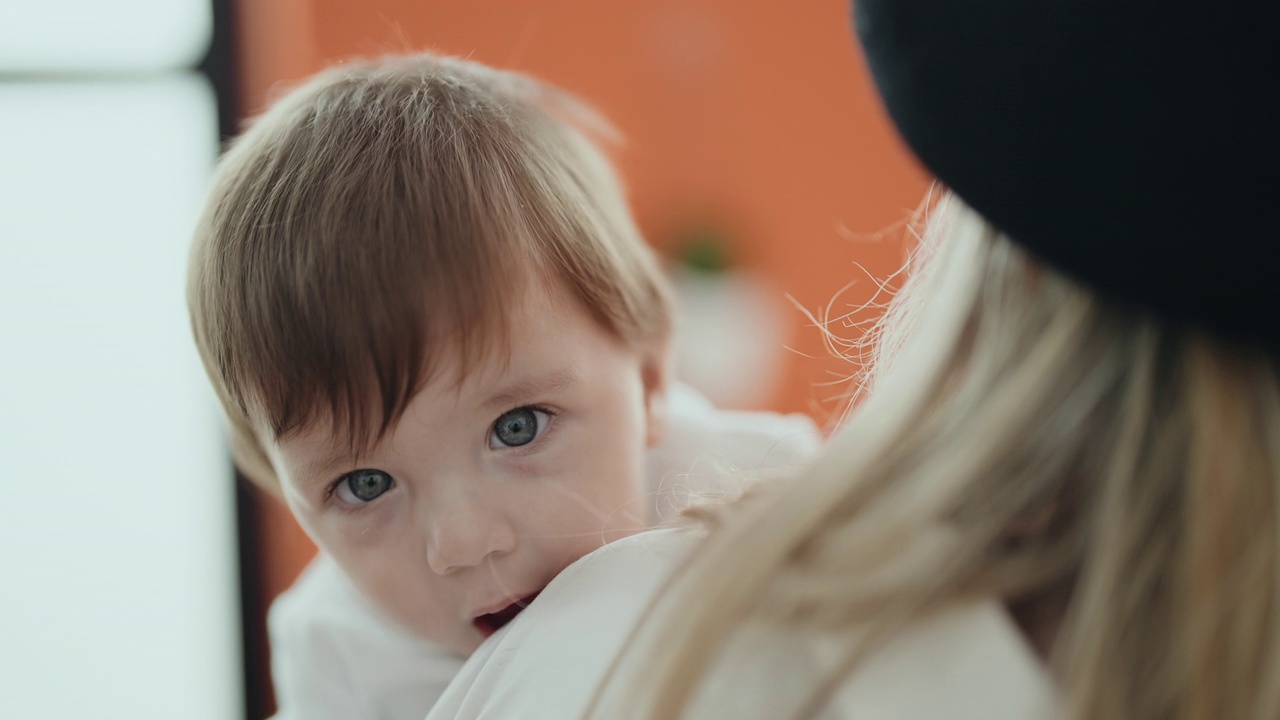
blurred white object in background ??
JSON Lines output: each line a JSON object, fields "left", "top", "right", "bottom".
{"left": 0, "top": 0, "right": 210, "bottom": 73}
{"left": 670, "top": 265, "right": 788, "bottom": 410}
{"left": 0, "top": 75, "right": 241, "bottom": 720}
{"left": 0, "top": 2, "right": 242, "bottom": 718}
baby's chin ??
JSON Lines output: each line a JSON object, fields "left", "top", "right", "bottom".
{"left": 424, "top": 623, "right": 493, "bottom": 657}
{"left": 387, "top": 608, "right": 490, "bottom": 657}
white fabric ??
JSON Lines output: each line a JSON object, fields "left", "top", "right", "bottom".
{"left": 427, "top": 528, "right": 1059, "bottom": 720}
{"left": 686, "top": 601, "right": 1059, "bottom": 719}
{"left": 267, "top": 385, "right": 821, "bottom": 720}
{"left": 426, "top": 527, "right": 702, "bottom": 719}
{"left": 647, "top": 384, "right": 822, "bottom": 522}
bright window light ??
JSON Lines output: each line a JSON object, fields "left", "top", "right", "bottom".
{"left": 0, "top": 0, "right": 211, "bottom": 73}
{"left": 0, "top": 76, "right": 242, "bottom": 719}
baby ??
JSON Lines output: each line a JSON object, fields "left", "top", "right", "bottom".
{"left": 186, "top": 52, "right": 819, "bottom": 719}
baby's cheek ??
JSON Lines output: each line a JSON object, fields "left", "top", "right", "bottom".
{"left": 313, "top": 507, "right": 417, "bottom": 606}
{"left": 323, "top": 505, "right": 397, "bottom": 551}
{"left": 504, "top": 438, "right": 646, "bottom": 533}
{"left": 503, "top": 449, "right": 591, "bottom": 496}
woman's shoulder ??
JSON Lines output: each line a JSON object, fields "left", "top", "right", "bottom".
{"left": 691, "top": 600, "right": 1058, "bottom": 719}
{"left": 426, "top": 527, "right": 1057, "bottom": 720}
{"left": 831, "top": 601, "right": 1057, "bottom": 718}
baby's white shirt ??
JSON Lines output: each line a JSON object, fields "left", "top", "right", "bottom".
{"left": 266, "top": 385, "right": 822, "bottom": 720}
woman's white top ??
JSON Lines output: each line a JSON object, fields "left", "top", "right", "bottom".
{"left": 426, "top": 527, "right": 1059, "bottom": 719}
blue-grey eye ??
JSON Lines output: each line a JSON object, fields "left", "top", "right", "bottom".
{"left": 336, "top": 469, "right": 394, "bottom": 504}
{"left": 491, "top": 407, "right": 547, "bottom": 448}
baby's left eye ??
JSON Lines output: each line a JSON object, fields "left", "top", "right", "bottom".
{"left": 489, "top": 407, "right": 550, "bottom": 449}
{"left": 333, "top": 469, "right": 395, "bottom": 505}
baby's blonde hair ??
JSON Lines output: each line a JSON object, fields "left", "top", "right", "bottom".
{"left": 187, "top": 53, "right": 673, "bottom": 489}
{"left": 597, "top": 192, "right": 1280, "bottom": 719}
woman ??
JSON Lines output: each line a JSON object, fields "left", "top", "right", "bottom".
{"left": 428, "top": 2, "right": 1276, "bottom": 718}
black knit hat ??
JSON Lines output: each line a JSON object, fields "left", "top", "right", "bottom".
{"left": 853, "top": 0, "right": 1276, "bottom": 351}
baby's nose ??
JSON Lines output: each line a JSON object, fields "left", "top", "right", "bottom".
{"left": 425, "top": 491, "right": 518, "bottom": 575}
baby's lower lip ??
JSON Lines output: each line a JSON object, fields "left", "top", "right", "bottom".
{"left": 472, "top": 593, "right": 541, "bottom": 638}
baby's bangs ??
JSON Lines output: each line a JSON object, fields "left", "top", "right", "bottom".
{"left": 196, "top": 52, "right": 656, "bottom": 468}
{"left": 234, "top": 90, "right": 551, "bottom": 457}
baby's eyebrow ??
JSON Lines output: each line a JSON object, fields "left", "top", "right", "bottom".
{"left": 296, "top": 450, "right": 354, "bottom": 489}
{"left": 483, "top": 367, "right": 581, "bottom": 411}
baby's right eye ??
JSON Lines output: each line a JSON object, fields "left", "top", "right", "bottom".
{"left": 489, "top": 406, "right": 550, "bottom": 449}
{"left": 333, "top": 469, "right": 395, "bottom": 505}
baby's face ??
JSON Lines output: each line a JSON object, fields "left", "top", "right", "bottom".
{"left": 268, "top": 281, "right": 663, "bottom": 654}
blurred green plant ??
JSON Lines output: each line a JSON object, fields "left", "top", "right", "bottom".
{"left": 673, "top": 224, "right": 733, "bottom": 275}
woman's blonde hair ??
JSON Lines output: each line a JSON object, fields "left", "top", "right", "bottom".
{"left": 597, "top": 192, "right": 1280, "bottom": 719}
{"left": 187, "top": 53, "right": 673, "bottom": 489}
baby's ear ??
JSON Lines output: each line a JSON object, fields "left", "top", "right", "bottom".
{"left": 641, "top": 341, "right": 674, "bottom": 448}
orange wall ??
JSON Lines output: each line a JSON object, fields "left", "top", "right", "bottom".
{"left": 232, "top": 0, "right": 928, "bottom": 698}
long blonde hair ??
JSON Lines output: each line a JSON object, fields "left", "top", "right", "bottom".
{"left": 596, "top": 192, "right": 1280, "bottom": 719}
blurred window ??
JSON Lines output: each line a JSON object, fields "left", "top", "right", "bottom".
{"left": 0, "top": 3, "right": 242, "bottom": 718}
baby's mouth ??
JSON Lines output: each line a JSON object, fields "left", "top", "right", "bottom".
{"left": 473, "top": 593, "right": 541, "bottom": 638}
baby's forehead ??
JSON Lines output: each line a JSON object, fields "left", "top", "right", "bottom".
{"left": 275, "top": 357, "right": 587, "bottom": 481}
{"left": 281, "top": 319, "right": 569, "bottom": 434}
{"left": 267, "top": 269, "right": 641, "bottom": 467}
{"left": 414, "top": 293, "right": 603, "bottom": 403}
